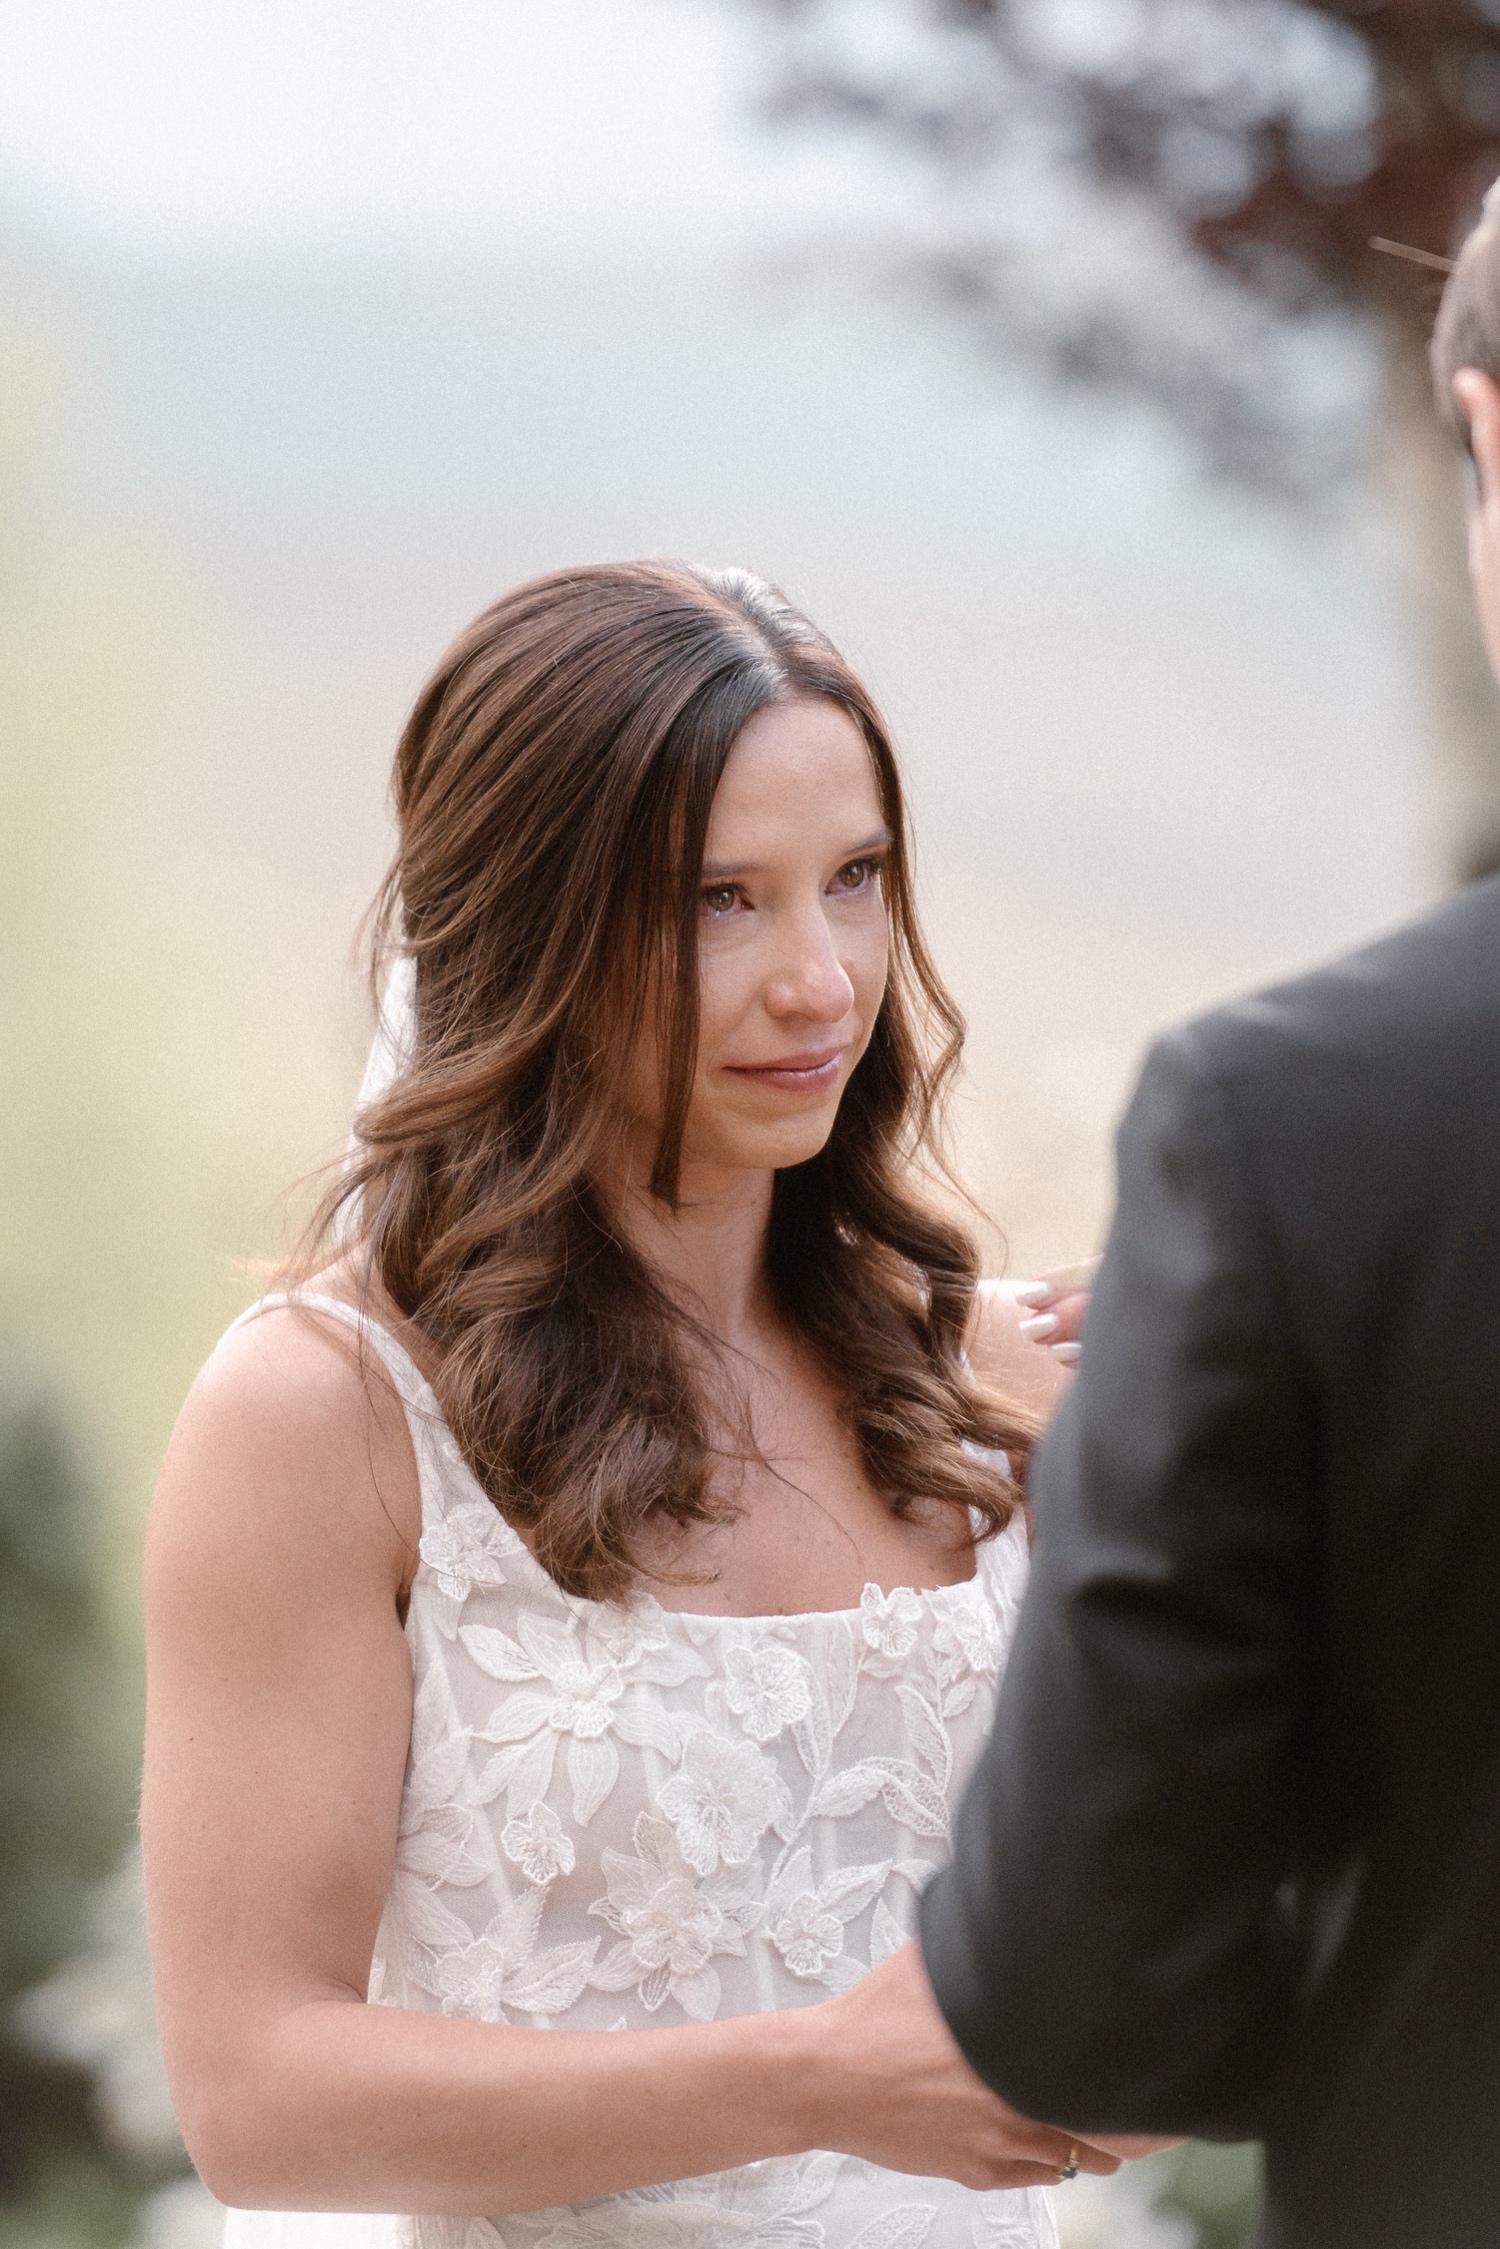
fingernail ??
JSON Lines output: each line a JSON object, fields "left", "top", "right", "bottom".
{"left": 1009, "top": 1281, "right": 1052, "bottom": 1307}
{"left": 1051, "top": 1341, "right": 1081, "bottom": 1364}
{"left": 1018, "top": 1313, "right": 1060, "bottom": 1340}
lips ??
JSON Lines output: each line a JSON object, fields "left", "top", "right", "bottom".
{"left": 724, "top": 1049, "right": 845, "bottom": 1091}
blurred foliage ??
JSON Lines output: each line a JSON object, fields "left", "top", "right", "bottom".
{"left": 0, "top": 2148, "right": 141, "bottom": 2249}
{"left": 753, "top": 0, "right": 1500, "bottom": 488}
{"left": 1148, "top": 2141, "right": 1263, "bottom": 2248}
{"left": 0, "top": 1371, "right": 142, "bottom": 2240}
{"left": 0, "top": 1385, "right": 133, "bottom": 2008}
{"left": 1056, "top": 2141, "right": 1261, "bottom": 2246}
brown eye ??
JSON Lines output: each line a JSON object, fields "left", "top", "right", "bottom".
{"left": 701, "top": 885, "right": 738, "bottom": 916}
{"left": 834, "top": 859, "right": 874, "bottom": 891}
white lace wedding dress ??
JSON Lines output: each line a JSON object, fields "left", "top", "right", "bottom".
{"left": 222, "top": 1292, "right": 1058, "bottom": 2249}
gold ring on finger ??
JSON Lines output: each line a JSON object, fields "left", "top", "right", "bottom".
{"left": 1056, "top": 2142, "right": 1080, "bottom": 2183}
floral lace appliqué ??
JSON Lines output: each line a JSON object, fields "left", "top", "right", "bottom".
{"left": 656, "top": 1728, "right": 795, "bottom": 1876}
{"left": 335, "top": 1286, "right": 1047, "bottom": 2249}
{"left": 589, "top": 1810, "right": 763, "bottom": 2019}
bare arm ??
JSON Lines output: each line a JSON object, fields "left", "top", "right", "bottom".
{"left": 142, "top": 1309, "right": 1120, "bottom": 2214}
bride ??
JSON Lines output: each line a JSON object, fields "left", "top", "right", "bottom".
{"left": 141, "top": 562, "right": 1130, "bottom": 2249}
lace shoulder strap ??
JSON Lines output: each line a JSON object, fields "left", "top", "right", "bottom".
{"left": 225, "top": 1290, "right": 443, "bottom": 1430}
{"left": 223, "top": 1295, "right": 531, "bottom": 1568}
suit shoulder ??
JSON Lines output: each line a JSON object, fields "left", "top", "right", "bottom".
{"left": 1158, "top": 878, "right": 1500, "bottom": 1100}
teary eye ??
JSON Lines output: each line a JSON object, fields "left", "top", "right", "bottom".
{"left": 701, "top": 884, "right": 740, "bottom": 917}
{"left": 832, "top": 859, "right": 876, "bottom": 892}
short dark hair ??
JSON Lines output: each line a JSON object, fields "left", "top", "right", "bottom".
{"left": 1432, "top": 184, "right": 1500, "bottom": 448}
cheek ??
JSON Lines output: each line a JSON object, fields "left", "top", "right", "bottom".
{"left": 849, "top": 920, "right": 890, "bottom": 1024}
{"left": 692, "top": 947, "right": 752, "bottom": 1067}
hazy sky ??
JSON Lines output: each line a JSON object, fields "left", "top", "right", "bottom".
{"left": 0, "top": 0, "right": 909, "bottom": 254}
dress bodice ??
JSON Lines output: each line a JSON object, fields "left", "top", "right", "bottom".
{"left": 229, "top": 1295, "right": 1057, "bottom": 2249}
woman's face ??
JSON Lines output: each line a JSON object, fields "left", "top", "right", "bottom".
{"left": 625, "top": 694, "right": 893, "bottom": 1186}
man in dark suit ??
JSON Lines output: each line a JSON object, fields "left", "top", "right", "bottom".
{"left": 918, "top": 207, "right": 1500, "bottom": 2249}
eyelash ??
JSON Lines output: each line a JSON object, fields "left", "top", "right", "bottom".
{"left": 699, "top": 858, "right": 883, "bottom": 918}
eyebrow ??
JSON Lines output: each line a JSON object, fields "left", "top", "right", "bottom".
{"left": 700, "top": 828, "right": 894, "bottom": 881}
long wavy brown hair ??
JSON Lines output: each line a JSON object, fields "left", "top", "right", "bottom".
{"left": 305, "top": 560, "right": 1035, "bottom": 1601}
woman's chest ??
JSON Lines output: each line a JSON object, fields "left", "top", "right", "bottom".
{"left": 640, "top": 1478, "right": 982, "bottom": 1621}
{"left": 635, "top": 1374, "right": 979, "bottom": 1619}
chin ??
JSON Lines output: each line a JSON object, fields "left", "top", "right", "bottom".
{"left": 685, "top": 1093, "right": 844, "bottom": 1178}
{"left": 735, "top": 1121, "right": 839, "bottom": 1173}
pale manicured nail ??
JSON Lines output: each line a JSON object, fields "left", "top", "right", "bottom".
{"left": 1019, "top": 1313, "right": 1060, "bottom": 1340}
{"left": 1009, "top": 1281, "right": 1052, "bottom": 1307}
{"left": 1051, "top": 1341, "right": 1082, "bottom": 1364}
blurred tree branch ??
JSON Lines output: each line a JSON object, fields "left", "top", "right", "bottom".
{"left": 748, "top": 0, "right": 1500, "bottom": 872}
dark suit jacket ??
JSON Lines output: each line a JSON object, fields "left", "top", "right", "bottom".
{"left": 920, "top": 876, "right": 1500, "bottom": 2248}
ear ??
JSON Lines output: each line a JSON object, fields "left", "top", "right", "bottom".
{"left": 1453, "top": 368, "right": 1500, "bottom": 501}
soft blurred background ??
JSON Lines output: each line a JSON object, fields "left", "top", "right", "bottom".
{"left": 9, "top": 3, "right": 1500, "bottom": 2245}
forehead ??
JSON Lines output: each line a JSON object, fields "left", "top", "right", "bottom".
{"left": 706, "top": 697, "right": 883, "bottom": 851}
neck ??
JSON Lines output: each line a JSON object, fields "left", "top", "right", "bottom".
{"left": 605, "top": 1150, "right": 776, "bottom": 1350}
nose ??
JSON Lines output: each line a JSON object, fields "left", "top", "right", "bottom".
{"left": 763, "top": 902, "right": 856, "bottom": 1026}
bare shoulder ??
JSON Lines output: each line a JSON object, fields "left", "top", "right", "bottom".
{"left": 967, "top": 1279, "right": 1068, "bottom": 1417}
{"left": 148, "top": 1299, "right": 422, "bottom": 1618}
